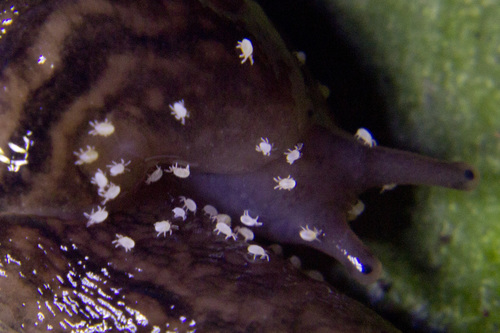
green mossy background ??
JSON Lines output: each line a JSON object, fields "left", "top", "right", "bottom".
{"left": 324, "top": 0, "right": 500, "bottom": 331}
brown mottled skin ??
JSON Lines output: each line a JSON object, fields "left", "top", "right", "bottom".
{"left": 0, "top": 0, "right": 476, "bottom": 331}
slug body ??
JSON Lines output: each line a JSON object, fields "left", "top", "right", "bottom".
{"left": 0, "top": 0, "right": 477, "bottom": 283}
{"left": 0, "top": 0, "right": 477, "bottom": 330}
{"left": 185, "top": 125, "right": 477, "bottom": 284}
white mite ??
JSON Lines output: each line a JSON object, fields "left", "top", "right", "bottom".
{"left": 235, "top": 38, "right": 254, "bottom": 65}
{"left": 355, "top": 128, "right": 377, "bottom": 147}
{"left": 212, "top": 214, "right": 232, "bottom": 226}
{"left": 255, "top": 137, "right": 273, "bottom": 156}
{"left": 98, "top": 183, "right": 121, "bottom": 205}
{"left": 145, "top": 165, "right": 163, "bottom": 184}
{"left": 154, "top": 220, "right": 178, "bottom": 237}
{"left": 74, "top": 146, "right": 98, "bottom": 165}
{"left": 214, "top": 222, "right": 236, "bottom": 240}
{"left": 234, "top": 226, "right": 254, "bottom": 242}
{"left": 273, "top": 175, "right": 296, "bottom": 190}
{"left": 306, "top": 270, "right": 325, "bottom": 282}
{"left": 172, "top": 207, "right": 187, "bottom": 221}
{"left": 268, "top": 244, "right": 283, "bottom": 256}
{"left": 284, "top": 143, "right": 303, "bottom": 165}
{"left": 88, "top": 118, "right": 115, "bottom": 137}
{"left": 380, "top": 183, "right": 397, "bottom": 193}
{"left": 319, "top": 83, "right": 330, "bottom": 99}
{"left": 289, "top": 255, "right": 302, "bottom": 269}
{"left": 299, "top": 225, "right": 323, "bottom": 242}
{"left": 169, "top": 100, "right": 189, "bottom": 125}
{"left": 90, "top": 169, "right": 108, "bottom": 189}
{"left": 112, "top": 234, "right": 135, "bottom": 252}
{"left": 107, "top": 159, "right": 131, "bottom": 176}
{"left": 347, "top": 200, "right": 365, "bottom": 221}
{"left": 179, "top": 196, "right": 197, "bottom": 213}
{"left": 247, "top": 245, "right": 269, "bottom": 261}
{"left": 203, "top": 205, "right": 218, "bottom": 218}
{"left": 240, "top": 210, "right": 262, "bottom": 227}
{"left": 293, "top": 51, "right": 306, "bottom": 65}
{"left": 84, "top": 206, "right": 108, "bottom": 227}
{"left": 165, "top": 163, "right": 190, "bottom": 178}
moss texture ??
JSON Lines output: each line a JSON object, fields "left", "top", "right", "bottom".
{"left": 324, "top": 0, "right": 500, "bottom": 331}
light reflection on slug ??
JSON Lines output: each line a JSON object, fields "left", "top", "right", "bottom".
{"left": 0, "top": 219, "right": 196, "bottom": 332}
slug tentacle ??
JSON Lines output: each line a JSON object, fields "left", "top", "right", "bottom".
{"left": 362, "top": 145, "right": 479, "bottom": 191}
{"left": 308, "top": 212, "right": 383, "bottom": 285}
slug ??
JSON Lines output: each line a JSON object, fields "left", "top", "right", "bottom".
{"left": 0, "top": 0, "right": 476, "bottom": 330}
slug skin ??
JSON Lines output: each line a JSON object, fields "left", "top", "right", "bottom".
{"left": 0, "top": 0, "right": 476, "bottom": 330}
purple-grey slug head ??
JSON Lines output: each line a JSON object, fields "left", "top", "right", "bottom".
{"left": 0, "top": 0, "right": 477, "bottom": 291}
